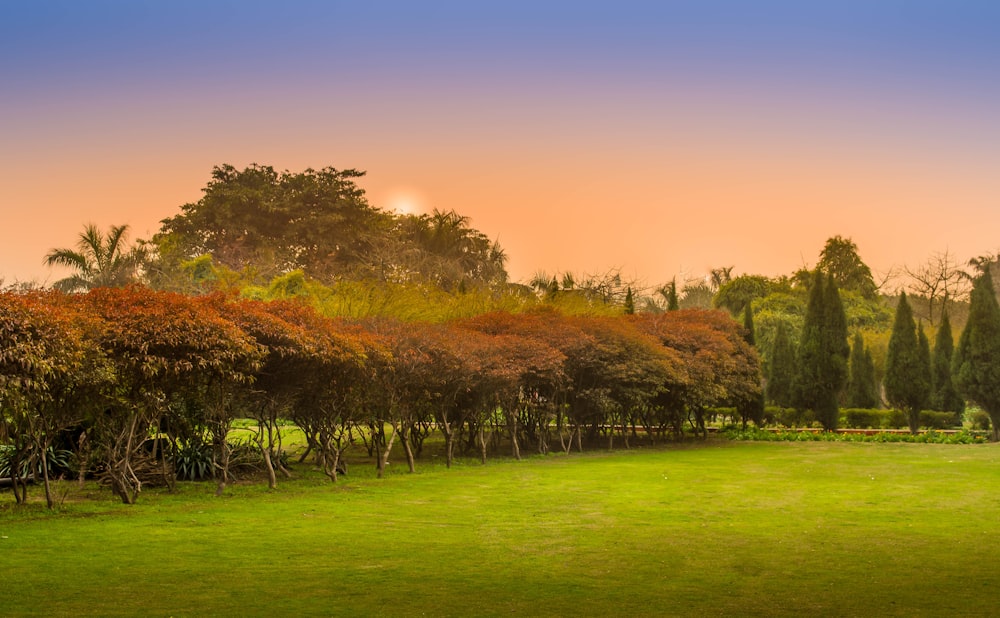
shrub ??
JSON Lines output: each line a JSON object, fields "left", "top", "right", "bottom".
{"left": 767, "top": 406, "right": 814, "bottom": 428}
{"left": 841, "top": 408, "right": 883, "bottom": 429}
{"left": 919, "top": 410, "right": 961, "bottom": 430}
{"left": 968, "top": 408, "right": 992, "bottom": 431}
{"left": 0, "top": 445, "right": 75, "bottom": 479}
{"left": 174, "top": 441, "right": 213, "bottom": 481}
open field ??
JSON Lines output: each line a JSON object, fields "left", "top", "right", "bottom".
{"left": 2, "top": 440, "right": 1000, "bottom": 617}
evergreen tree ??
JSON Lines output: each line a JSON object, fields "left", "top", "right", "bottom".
{"left": 735, "top": 302, "right": 764, "bottom": 429}
{"left": 953, "top": 270, "right": 1000, "bottom": 440}
{"left": 884, "top": 293, "right": 931, "bottom": 433}
{"left": 623, "top": 287, "right": 635, "bottom": 315}
{"left": 930, "top": 310, "right": 964, "bottom": 415}
{"left": 794, "top": 272, "right": 849, "bottom": 430}
{"left": 663, "top": 278, "right": 680, "bottom": 311}
{"left": 846, "top": 332, "right": 878, "bottom": 409}
{"left": 766, "top": 321, "right": 796, "bottom": 408}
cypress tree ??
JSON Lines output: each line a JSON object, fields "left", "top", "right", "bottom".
{"left": 666, "top": 278, "right": 679, "bottom": 311}
{"left": 794, "top": 272, "right": 849, "bottom": 430}
{"left": 930, "top": 310, "right": 964, "bottom": 415}
{"left": 767, "top": 321, "right": 796, "bottom": 408}
{"left": 953, "top": 270, "right": 1000, "bottom": 441}
{"left": 735, "top": 302, "right": 764, "bottom": 429}
{"left": 884, "top": 293, "right": 931, "bottom": 434}
{"left": 623, "top": 287, "right": 635, "bottom": 315}
{"left": 846, "top": 332, "right": 878, "bottom": 409}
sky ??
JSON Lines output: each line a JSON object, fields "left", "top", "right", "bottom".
{"left": 3, "top": 1, "right": 999, "bottom": 290}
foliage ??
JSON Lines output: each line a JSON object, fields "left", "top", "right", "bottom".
{"left": 793, "top": 272, "right": 849, "bottom": 430}
{"left": 953, "top": 270, "right": 1000, "bottom": 440}
{"left": 724, "top": 427, "right": 987, "bottom": 444}
{"left": 930, "top": 311, "right": 964, "bottom": 414}
{"left": 714, "top": 275, "right": 773, "bottom": 314}
{"left": 815, "top": 235, "right": 878, "bottom": 300}
{"left": 884, "top": 293, "right": 931, "bottom": 433}
{"left": 173, "top": 441, "right": 213, "bottom": 481}
{"left": 149, "top": 165, "right": 509, "bottom": 291}
{"left": 44, "top": 223, "right": 146, "bottom": 292}
{"left": 845, "top": 332, "right": 879, "bottom": 408}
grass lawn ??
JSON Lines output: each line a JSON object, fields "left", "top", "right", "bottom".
{"left": 2, "top": 440, "right": 1000, "bottom": 616}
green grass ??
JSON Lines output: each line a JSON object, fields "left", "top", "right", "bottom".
{"left": 3, "top": 440, "right": 1000, "bottom": 616}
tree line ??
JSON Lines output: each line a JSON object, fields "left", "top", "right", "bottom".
{"left": 0, "top": 288, "right": 760, "bottom": 507}
{"left": 13, "top": 163, "right": 1000, "bottom": 510}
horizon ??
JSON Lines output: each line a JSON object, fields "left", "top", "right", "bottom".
{"left": 3, "top": 2, "right": 999, "bottom": 289}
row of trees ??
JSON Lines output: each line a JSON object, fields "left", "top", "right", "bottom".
{"left": 0, "top": 288, "right": 761, "bottom": 507}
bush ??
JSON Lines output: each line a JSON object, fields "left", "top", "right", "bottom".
{"left": 884, "top": 408, "right": 907, "bottom": 429}
{"left": 968, "top": 408, "right": 992, "bottom": 431}
{"left": 0, "top": 445, "right": 75, "bottom": 479}
{"left": 174, "top": 441, "right": 213, "bottom": 481}
{"left": 841, "top": 408, "right": 883, "bottom": 429}
{"left": 919, "top": 410, "right": 961, "bottom": 430}
{"left": 723, "top": 427, "right": 989, "bottom": 444}
{"left": 766, "top": 406, "right": 814, "bottom": 428}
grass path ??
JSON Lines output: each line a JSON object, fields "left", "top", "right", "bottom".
{"left": 2, "top": 441, "right": 1000, "bottom": 616}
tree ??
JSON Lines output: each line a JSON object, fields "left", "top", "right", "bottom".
{"left": 793, "top": 272, "right": 849, "bottom": 430}
{"left": 623, "top": 287, "right": 635, "bottom": 315}
{"left": 905, "top": 249, "right": 970, "bottom": 324}
{"left": 82, "top": 287, "right": 261, "bottom": 503}
{"left": 401, "top": 209, "right": 509, "bottom": 291}
{"left": 662, "top": 279, "right": 679, "bottom": 311}
{"left": 845, "top": 332, "right": 879, "bottom": 409}
{"left": 766, "top": 321, "right": 796, "bottom": 408}
{"left": 884, "top": 293, "right": 931, "bottom": 434}
{"left": 714, "top": 275, "right": 773, "bottom": 315}
{"left": 953, "top": 270, "right": 1000, "bottom": 440}
{"left": 152, "top": 164, "right": 390, "bottom": 282}
{"left": 815, "top": 236, "right": 877, "bottom": 300}
{"left": 44, "top": 223, "right": 146, "bottom": 292}
{"left": 930, "top": 311, "right": 964, "bottom": 415}
{"left": 0, "top": 292, "right": 93, "bottom": 506}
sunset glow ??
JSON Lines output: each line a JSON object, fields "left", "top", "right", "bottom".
{"left": 2, "top": 2, "right": 999, "bottom": 289}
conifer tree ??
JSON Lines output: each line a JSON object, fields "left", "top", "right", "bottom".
{"left": 664, "top": 278, "right": 679, "bottom": 311}
{"left": 794, "top": 272, "right": 849, "bottom": 430}
{"left": 766, "top": 321, "right": 796, "bottom": 408}
{"left": 884, "top": 293, "right": 931, "bottom": 433}
{"left": 623, "top": 287, "right": 635, "bottom": 315}
{"left": 846, "top": 332, "right": 878, "bottom": 409}
{"left": 930, "top": 310, "right": 964, "bottom": 415}
{"left": 735, "top": 302, "right": 764, "bottom": 429}
{"left": 953, "top": 270, "right": 1000, "bottom": 440}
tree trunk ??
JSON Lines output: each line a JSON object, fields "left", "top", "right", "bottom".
{"left": 908, "top": 407, "right": 920, "bottom": 435}
{"left": 377, "top": 424, "right": 398, "bottom": 479}
{"left": 40, "top": 443, "right": 54, "bottom": 510}
{"left": 401, "top": 423, "right": 417, "bottom": 473}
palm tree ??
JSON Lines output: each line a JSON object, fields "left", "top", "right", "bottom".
{"left": 44, "top": 223, "right": 147, "bottom": 292}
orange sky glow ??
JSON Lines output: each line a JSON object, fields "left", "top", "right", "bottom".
{"left": 3, "top": 2, "right": 998, "bottom": 292}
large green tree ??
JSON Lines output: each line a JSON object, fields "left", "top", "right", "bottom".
{"left": 930, "top": 310, "right": 964, "bottom": 415}
{"left": 765, "top": 321, "right": 796, "bottom": 408}
{"left": 815, "top": 235, "right": 878, "bottom": 300}
{"left": 44, "top": 223, "right": 146, "bottom": 292}
{"left": 884, "top": 293, "right": 931, "bottom": 433}
{"left": 793, "top": 271, "right": 849, "bottom": 430}
{"left": 846, "top": 332, "right": 879, "bottom": 409}
{"left": 152, "top": 164, "right": 387, "bottom": 282}
{"left": 953, "top": 271, "right": 1000, "bottom": 440}
{"left": 150, "top": 165, "right": 508, "bottom": 291}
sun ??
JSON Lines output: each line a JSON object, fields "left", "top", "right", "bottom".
{"left": 385, "top": 188, "right": 427, "bottom": 216}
